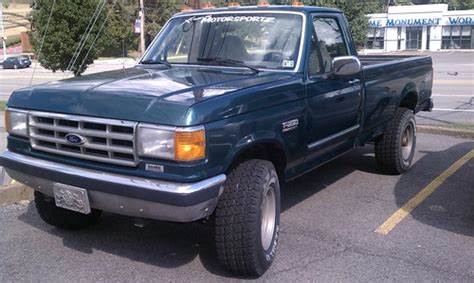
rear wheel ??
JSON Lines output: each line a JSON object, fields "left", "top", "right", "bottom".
{"left": 215, "top": 159, "right": 280, "bottom": 277}
{"left": 375, "top": 107, "right": 416, "bottom": 174}
{"left": 34, "top": 191, "right": 101, "bottom": 230}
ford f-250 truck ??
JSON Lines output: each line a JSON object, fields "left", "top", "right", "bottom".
{"left": 1, "top": 5, "right": 433, "bottom": 276}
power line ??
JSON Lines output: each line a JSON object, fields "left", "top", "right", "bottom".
{"left": 77, "top": 0, "right": 120, "bottom": 74}
{"left": 64, "top": 0, "right": 107, "bottom": 77}
{"left": 29, "top": 0, "right": 57, "bottom": 86}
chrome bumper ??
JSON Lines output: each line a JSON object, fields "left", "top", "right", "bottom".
{"left": 0, "top": 151, "right": 226, "bottom": 222}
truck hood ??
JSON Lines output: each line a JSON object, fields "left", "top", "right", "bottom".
{"left": 8, "top": 66, "right": 294, "bottom": 125}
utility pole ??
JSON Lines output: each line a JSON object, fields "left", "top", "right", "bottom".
{"left": 139, "top": 0, "right": 145, "bottom": 55}
{"left": 0, "top": 3, "right": 6, "bottom": 61}
{"left": 190, "top": 0, "right": 200, "bottom": 9}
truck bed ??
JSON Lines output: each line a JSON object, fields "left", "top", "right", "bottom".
{"left": 358, "top": 55, "right": 433, "bottom": 144}
{"left": 359, "top": 55, "right": 424, "bottom": 66}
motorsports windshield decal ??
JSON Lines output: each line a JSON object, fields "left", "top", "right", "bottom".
{"left": 200, "top": 15, "right": 276, "bottom": 23}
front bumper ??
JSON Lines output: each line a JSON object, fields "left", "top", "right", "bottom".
{"left": 0, "top": 151, "right": 226, "bottom": 222}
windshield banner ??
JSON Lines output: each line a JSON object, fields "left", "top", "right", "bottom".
{"left": 201, "top": 15, "right": 276, "bottom": 24}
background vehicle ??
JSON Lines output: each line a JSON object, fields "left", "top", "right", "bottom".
{"left": 0, "top": 6, "right": 433, "bottom": 277}
{"left": 1, "top": 56, "right": 32, "bottom": 69}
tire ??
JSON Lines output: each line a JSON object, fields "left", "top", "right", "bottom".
{"left": 215, "top": 159, "right": 281, "bottom": 277}
{"left": 375, "top": 107, "right": 416, "bottom": 174}
{"left": 13, "top": 64, "right": 18, "bottom": 69}
{"left": 34, "top": 191, "right": 101, "bottom": 230}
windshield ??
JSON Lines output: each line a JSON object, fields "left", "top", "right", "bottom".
{"left": 141, "top": 13, "right": 304, "bottom": 70}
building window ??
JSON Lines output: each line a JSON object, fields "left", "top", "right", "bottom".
{"left": 406, "top": 26, "right": 423, "bottom": 50}
{"left": 442, "top": 25, "right": 473, "bottom": 49}
{"left": 367, "top": 28, "right": 385, "bottom": 49}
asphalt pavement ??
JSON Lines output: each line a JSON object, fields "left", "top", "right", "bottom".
{"left": 415, "top": 51, "right": 473, "bottom": 125}
{"left": 1, "top": 133, "right": 473, "bottom": 281}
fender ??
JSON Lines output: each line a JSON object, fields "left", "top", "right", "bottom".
{"left": 398, "top": 82, "right": 419, "bottom": 109}
{"left": 224, "top": 131, "right": 289, "bottom": 173}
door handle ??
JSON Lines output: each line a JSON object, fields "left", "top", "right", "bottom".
{"left": 348, "top": 79, "right": 360, "bottom": 85}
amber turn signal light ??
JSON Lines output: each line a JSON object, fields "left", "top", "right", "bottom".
{"left": 175, "top": 129, "right": 206, "bottom": 161}
{"left": 201, "top": 1, "right": 215, "bottom": 9}
{"left": 228, "top": 0, "right": 240, "bottom": 7}
{"left": 292, "top": 0, "right": 304, "bottom": 6}
{"left": 181, "top": 4, "right": 193, "bottom": 11}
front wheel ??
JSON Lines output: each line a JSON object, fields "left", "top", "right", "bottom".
{"left": 375, "top": 107, "right": 416, "bottom": 174}
{"left": 215, "top": 159, "right": 281, "bottom": 277}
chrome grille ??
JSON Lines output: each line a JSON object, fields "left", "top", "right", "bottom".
{"left": 28, "top": 111, "right": 138, "bottom": 167}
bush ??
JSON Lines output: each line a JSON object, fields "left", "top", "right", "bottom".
{"left": 6, "top": 34, "right": 21, "bottom": 47}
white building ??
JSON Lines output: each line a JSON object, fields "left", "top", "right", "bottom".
{"left": 366, "top": 4, "right": 474, "bottom": 51}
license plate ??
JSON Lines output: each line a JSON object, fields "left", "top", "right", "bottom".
{"left": 53, "top": 184, "right": 91, "bottom": 214}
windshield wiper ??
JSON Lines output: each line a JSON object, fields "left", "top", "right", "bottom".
{"left": 140, "top": 59, "right": 171, "bottom": 68}
{"left": 196, "top": 57, "right": 260, "bottom": 74}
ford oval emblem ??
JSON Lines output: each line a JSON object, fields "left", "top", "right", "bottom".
{"left": 65, "top": 133, "right": 87, "bottom": 145}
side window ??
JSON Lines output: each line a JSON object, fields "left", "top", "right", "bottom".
{"left": 311, "top": 17, "right": 348, "bottom": 74}
{"left": 308, "top": 34, "right": 322, "bottom": 76}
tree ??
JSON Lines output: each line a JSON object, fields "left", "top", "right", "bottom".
{"left": 99, "top": 1, "right": 138, "bottom": 57}
{"left": 143, "top": 2, "right": 179, "bottom": 46}
{"left": 388, "top": 0, "right": 474, "bottom": 9}
{"left": 310, "top": 0, "right": 377, "bottom": 48}
{"left": 445, "top": 0, "right": 474, "bottom": 10}
{"left": 30, "top": 0, "right": 108, "bottom": 76}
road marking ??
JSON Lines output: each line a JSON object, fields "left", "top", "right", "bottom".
{"left": 434, "top": 80, "right": 474, "bottom": 85}
{"left": 432, "top": 108, "right": 474, "bottom": 112}
{"left": 375, "top": 149, "right": 474, "bottom": 236}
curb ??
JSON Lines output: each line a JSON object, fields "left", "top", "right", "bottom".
{"left": 0, "top": 183, "right": 33, "bottom": 206}
{"left": 417, "top": 125, "right": 474, "bottom": 139}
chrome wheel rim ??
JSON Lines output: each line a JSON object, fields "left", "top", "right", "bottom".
{"left": 261, "top": 184, "right": 276, "bottom": 251}
{"left": 401, "top": 123, "right": 414, "bottom": 162}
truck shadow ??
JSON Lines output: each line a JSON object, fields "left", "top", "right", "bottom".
{"left": 393, "top": 142, "right": 474, "bottom": 237}
{"left": 17, "top": 145, "right": 381, "bottom": 278}
{"left": 281, "top": 146, "right": 378, "bottom": 212}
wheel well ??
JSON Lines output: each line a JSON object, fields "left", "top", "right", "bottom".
{"left": 229, "top": 142, "right": 286, "bottom": 177}
{"left": 399, "top": 91, "right": 418, "bottom": 111}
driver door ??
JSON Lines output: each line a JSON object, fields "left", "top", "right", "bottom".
{"left": 305, "top": 15, "right": 363, "bottom": 163}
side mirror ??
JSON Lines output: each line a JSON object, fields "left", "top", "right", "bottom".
{"left": 331, "top": 56, "right": 361, "bottom": 76}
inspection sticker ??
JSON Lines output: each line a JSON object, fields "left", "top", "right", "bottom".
{"left": 282, "top": 60, "right": 295, "bottom": 68}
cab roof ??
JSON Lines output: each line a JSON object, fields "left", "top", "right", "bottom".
{"left": 175, "top": 5, "right": 342, "bottom": 16}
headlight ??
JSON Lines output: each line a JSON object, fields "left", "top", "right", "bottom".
{"left": 137, "top": 124, "right": 206, "bottom": 161}
{"left": 5, "top": 109, "right": 28, "bottom": 137}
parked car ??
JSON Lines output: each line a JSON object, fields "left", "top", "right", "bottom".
{"left": 0, "top": 6, "right": 433, "bottom": 277}
{"left": 1, "top": 56, "right": 31, "bottom": 69}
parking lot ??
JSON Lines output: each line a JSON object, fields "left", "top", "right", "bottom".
{"left": 1, "top": 133, "right": 473, "bottom": 281}
{"left": 414, "top": 51, "right": 473, "bottom": 126}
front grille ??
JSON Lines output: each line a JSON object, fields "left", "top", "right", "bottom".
{"left": 28, "top": 111, "right": 138, "bottom": 167}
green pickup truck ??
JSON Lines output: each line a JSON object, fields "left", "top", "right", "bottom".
{"left": 1, "top": 5, "right": 433, "bottom": 276}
